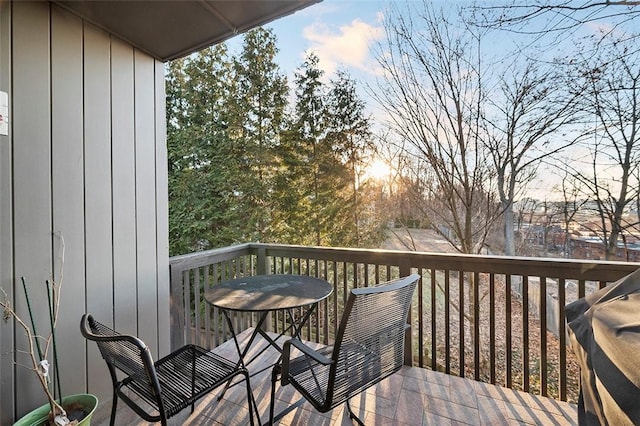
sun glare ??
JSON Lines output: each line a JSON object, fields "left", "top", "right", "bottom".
{"left": 367, "top": 159, "right": 391, "bottom": 180}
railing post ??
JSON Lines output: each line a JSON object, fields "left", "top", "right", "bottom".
{"left": 400, "top": 260, "right": 413, "bottom": 366}
{"left": 256, "top": 246, "right": 269, "bottom": 275}
{"left": 169, "top": 264, "right": 185, "bottom": 352}
{"left": 256, "top": 246, "right": 272, "bottom": 332}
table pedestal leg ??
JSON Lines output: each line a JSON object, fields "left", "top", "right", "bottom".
{"left": 217, "top": 302, "right": 321, "bottom": 425}
{"left": 217, "top": 309, "right": 267, "bottom": 426}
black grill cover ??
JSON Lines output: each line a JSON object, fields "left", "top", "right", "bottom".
{"left": 566, "top": 268, "right": 640, "bottom": 425}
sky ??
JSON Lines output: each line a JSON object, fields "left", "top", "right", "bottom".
{"left": 223, "top": 0, "right": 639, "bottom": 200}
{"left": 235, "top": 0, "right": 610, "bottom": 120}
{"left": 248, "top": 0, "right": 637, "bottom": 108}
{"left": 267, "top": 0, "right": 386, "bottom": 81}
{"left": 232, "top": 0, "right": 553, "bottom": 194}
{"left": 226, "top": 0, "right": 389, "bottom": 113}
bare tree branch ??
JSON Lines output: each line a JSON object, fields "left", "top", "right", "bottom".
{"left": 372, "top": 2, "right": 502, "bottom": 254}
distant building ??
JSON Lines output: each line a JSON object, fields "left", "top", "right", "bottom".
{"left": 570, "top": 236, "right": 640, "bottom": 262}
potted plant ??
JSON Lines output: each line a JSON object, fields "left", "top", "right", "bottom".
{"left": 0, "top": 235, "right": 97, "bottom": 425}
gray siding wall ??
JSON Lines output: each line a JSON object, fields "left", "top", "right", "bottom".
{"left": 0, "top": 2, "right": 170, "bottom": 423}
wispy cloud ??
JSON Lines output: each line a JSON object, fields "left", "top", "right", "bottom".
{"left": 302, "top": 18, "right": 384, "bottom": 77}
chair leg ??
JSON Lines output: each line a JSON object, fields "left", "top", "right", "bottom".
{"left": 269, "top": 365, "right": 280, "bottom": 425}
{"left": 243, "top": 370, "right": 256, "bottom": 426}
{"left": 108, "top": 367, "right": 119, "bottom": 426}
{"left": 346, "top": 399, "right": 365, "bottom": 426}
{"left": 191, "top": 346, "right": 196, "bottom": 414}
{"left": 109, "top": 391, "right": 118, "bottom": 426}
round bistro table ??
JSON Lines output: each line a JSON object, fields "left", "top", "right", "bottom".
{"left": 204, "top": 274, "right": 333, "bottom": 422}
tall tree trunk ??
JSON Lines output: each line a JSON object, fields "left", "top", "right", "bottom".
{"left": 503, "top": 202, "right": 515, "bottom": 256}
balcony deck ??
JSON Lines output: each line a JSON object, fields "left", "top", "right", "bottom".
{"left": 94, "top": 329, "right": 577, "bottom": 426}
{"left": 168, "top": 243, "right": 640, "bottom": 406}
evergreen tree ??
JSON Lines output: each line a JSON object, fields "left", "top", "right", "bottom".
{"left": 167, "top": 45, "right": 242, "bottom": 255}
{"left": 272, "top": 53, "right": 326, "bottom": 244}
{"left": 325, "top": 70, "right": 383, "bottom": 246}
{"left": 230, "top": 28, "right": 288, "bottom": 242}
{"left": 166, "top": 32, "right": 386, "bottom": 255}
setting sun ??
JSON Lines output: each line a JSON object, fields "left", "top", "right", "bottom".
{"left": 366, "top": 159, "right": 391, "bottom": 180}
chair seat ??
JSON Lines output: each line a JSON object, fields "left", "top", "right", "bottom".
{"left": 270, "top": 274, "right": 420, "bottom": 425}
{"left": 288, "top": 342, "right": 399, "bottom": 411}
{"left": 287, "top": 346, "right": 334, "bottom": 409}
{"left": 82, "top": 314, "right": 254, "bottom": 425}
{"left": 121, "top": 344, "right": 239, "bottom": 418}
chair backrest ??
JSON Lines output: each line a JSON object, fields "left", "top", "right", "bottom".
{"left": 328, "top": 274, "right": 419, "bottom": 405}
{"left": 80, "top": 314, "right": 160, "bottom": 399}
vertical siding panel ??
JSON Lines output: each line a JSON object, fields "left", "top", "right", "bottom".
{"left": 51, "top": 6, "right": 86, "bottom": 396}
{"left": 155, "top": 60, "right": 170, "bottom": 356}
{"left": 6, "top": 3, "right": 172, "bottom": 422}
{"left": 111, "top": 39, "right": 137, "bottom": 336}
{"left": 0, "top": 1, "right": 13, "bottom": 423}
{"left": 134, "top": 51, "right": 159, "bottom": 358}
{"left": 83, "top": 24, "right": 113, "bottom": 400}
{"left": 12, "top": 1, "right": 52, "bottom": 417}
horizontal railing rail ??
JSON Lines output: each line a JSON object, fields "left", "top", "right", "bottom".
{"left": 169, "top": 242, "right": 639, "bottom": 403}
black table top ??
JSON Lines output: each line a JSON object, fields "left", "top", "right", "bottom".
{"left": 204, "top": 274, "right": 333, "bottom": 312}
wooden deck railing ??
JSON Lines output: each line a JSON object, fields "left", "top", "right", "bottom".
{"left": 169, "top": 242, "right": 638, "bottom": 403}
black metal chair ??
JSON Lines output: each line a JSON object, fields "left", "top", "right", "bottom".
{"left": 269, "top": 274, "right": 419, "bottom": 425}
{"left": 80, "top": 314, "right": 254, "bottom": 426}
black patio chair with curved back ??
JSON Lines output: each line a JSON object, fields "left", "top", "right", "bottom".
{"left": 268, "top": 274, "right": 420, "bottom": 425}
{"left": 80, "top": 314, "right": 254, "bottom": 426}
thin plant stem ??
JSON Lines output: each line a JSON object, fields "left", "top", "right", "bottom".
{"left": 0, "top": 288, "right": 66, "bottom": 419}
{"left": 46, "top": 280, "right": 62, "bottom": 405}
{"left": 21, "top": 277, "right": 44, "bottom": 361}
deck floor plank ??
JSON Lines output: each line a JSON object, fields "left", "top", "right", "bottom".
{"left": 93, "top": 328, "right": 577, "bottom": 425}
